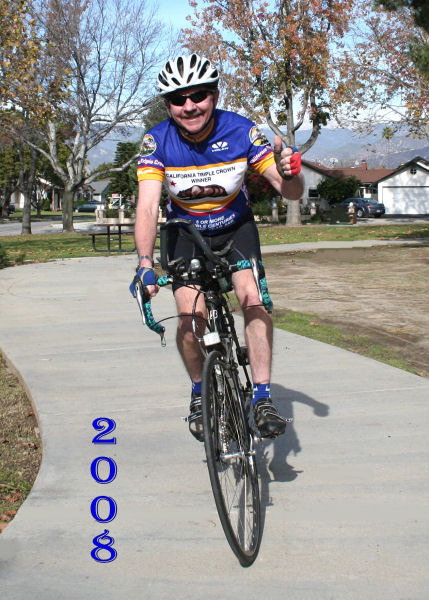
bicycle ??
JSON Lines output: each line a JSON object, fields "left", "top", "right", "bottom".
{"left": 132, "top": 217, "right": 283, "bottom": 566}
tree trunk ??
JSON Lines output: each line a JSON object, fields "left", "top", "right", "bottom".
{"left": 18, "top": 145, "right": 37, "bottom": 235}
{"left": 286, "top": 198, "right": 302, "bottom": 226}
{"left": 21, "top": 191, "right": 32, "bottom": 235}
{"left": 62, "top": 188, "right": 75, "bottom": 233}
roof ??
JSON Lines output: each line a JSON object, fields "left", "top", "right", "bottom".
{"left": 91, "top": 179, "right": 110, "bottom": 194}
{"left": 302, "top": 160, "right": 395, "bottom": 184}
{"left": 303, "top": 155, "right": 429, "bottom": 185}
{"left": 326, "top": 166, "right": 395, "bottom": 184}
{"left": 375, "top": 156, "right": 429, "bottom": 184}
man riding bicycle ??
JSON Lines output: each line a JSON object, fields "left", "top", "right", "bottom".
{"left": 133, "top": 54, "right": 303, "bottom": 441}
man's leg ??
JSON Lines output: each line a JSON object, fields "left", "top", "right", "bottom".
{"left": 174, "top": 284, "right": 206, "bottom": 381}
{"left": 232, "top": 268, "right": 287, "bottom": 438}
{"left": 174, "top": 284, "right": 206, "bottom": 441}
{"left": 232, "top": 268, "right": 272, "bottom": 382}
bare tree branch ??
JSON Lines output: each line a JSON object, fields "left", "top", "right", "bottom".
{"left": 16, "top": 0, "right": 170, "bottom": 231}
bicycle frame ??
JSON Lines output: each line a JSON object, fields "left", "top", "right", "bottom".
{"left": 202, "top": 288, "right": 253, "bottom": 399}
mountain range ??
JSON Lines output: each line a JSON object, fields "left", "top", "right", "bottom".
{"left": 87, "top": 124, "right": 429, "bottom": 171}
{"left": 269, "top": 125, "right": 429, "bottom": 169}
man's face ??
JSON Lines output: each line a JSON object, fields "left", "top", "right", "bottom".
{"left": 165, "top": 86, "right": 219, "bottom": 137}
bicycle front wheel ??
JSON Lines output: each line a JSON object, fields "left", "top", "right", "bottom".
{"left": 202, "top": 350, "right": 261, "bottom": 566}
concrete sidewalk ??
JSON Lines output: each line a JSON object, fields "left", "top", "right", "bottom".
{"left": 0, "top": 254, "right": 428, "bottom": 600}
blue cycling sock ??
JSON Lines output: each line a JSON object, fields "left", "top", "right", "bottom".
{"left": 252, "top": 383, "right": 271, "bottom": 405}
{"left": 192, "top": 381, "right": 202, "bottom": 396}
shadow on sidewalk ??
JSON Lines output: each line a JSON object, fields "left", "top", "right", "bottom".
{"left": 256, "top": 383, "right": 329, "bottom": 532}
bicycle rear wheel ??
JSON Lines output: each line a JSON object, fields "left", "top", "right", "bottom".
{"left": 202, "top": 350, "right": 261, "bottom": 566}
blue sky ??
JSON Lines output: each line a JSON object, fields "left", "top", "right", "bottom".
{"left": 155, "top": 0, "right": 193, "bottom": 31}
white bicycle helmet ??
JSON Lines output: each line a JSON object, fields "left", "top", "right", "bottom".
{"left": 157, "top": 54, "right": 219, "bottom": 95}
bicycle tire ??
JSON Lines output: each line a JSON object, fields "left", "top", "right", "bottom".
{"left": 202, "top": 350, "right": 261, "bottom": 566}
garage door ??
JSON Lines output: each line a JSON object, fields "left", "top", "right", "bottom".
{"left": 381, "top": 186, "right": 429, "bottom": 214}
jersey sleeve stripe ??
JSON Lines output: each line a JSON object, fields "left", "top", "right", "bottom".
{"left": 137, "top": 167, "right": 165, "bottom": 182}
{"left": 251, "top": 152, "right": 275, "bottom": 174}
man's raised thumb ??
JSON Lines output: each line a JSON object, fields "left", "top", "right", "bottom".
{"left": 274, "top": 135, "right": 283, "bottom": 152}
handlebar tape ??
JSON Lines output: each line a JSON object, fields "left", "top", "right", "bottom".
{"left": 132, "top": 275, "right": 169, "bottom": 346}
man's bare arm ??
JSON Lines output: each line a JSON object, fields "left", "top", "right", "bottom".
{"left": 134, "top": 179, "right": 163, "bottom": 269}
{"left": 263, "top": 162, "right": 304, "bottom": 200}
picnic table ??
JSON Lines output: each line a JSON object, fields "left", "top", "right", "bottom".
{"left": 85, "top": 219, "right": 135, "bottom": 253}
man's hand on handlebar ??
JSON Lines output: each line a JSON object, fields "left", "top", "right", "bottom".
{"left": 129, "top": 267, "right": 159, "bottom": 300}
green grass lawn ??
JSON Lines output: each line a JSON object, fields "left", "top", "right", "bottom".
{"left": 0, "top": 232, "right": 135, "bottom": 265}
{"left": 1, "top": 222, "right": 428, "bottom": 266}
{"left": 258, "top": 222, "right": 429, "bottom": 245}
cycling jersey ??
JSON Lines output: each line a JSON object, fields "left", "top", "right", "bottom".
{"left": 137, "top": 109, "right": 275, "bottom": 234}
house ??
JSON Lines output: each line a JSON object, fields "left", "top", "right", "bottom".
{"left": 89, "top": 179, "right": 110, "bottom": 203}
{"left": 324, "top": 161, "right": 395, "bottom": 199}
{"left": 11, "top": 177, "right": 63, "bottom": 211}
{"left": 301, "top": 160, "right": 394, "bottom": 203}
{"left": 301, "top": 157, "right": 429, "bottom": 214}
{"left": 300, "top": 160, "right": 333, "bottom": 207}
{"left": 376, "top": 157, "right": 429, "bottom": 215}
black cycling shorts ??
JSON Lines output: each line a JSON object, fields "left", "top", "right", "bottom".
{"left": 166, "top": 217, "right": 262, "bottom": 291}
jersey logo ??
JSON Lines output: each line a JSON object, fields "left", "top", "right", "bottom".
{"left": 249, "top": 125, "right": 269, "bottom": 146}
{"left": 211, "top": 141, "right": 229, "bottom": 152}
{"left": 139, "top": 133, "right": 157, "bottom": 157}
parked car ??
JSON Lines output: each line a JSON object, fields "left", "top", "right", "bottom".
{"left": 340, "top": 198, "right": 386, "bottom": 218}
{"left": 74, "top": 201, "right": 104, "bottom": 213}
{"left": 1, "top": 201, "right": 15, "bottom": 216}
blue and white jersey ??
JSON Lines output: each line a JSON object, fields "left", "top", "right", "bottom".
{"left": 137, "top": 109, "right": 274, "bottom": 233}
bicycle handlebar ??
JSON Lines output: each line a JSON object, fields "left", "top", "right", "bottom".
{"left": 133, "top": 219, "right": 273, "bottom": 345}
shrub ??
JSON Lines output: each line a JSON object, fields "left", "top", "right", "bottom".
{"left": 245, "top": 170, "right": 276, "bottom": 205}
{"left": 317, "top": 175, "right": 362, "bottom": 204}
{"left": 252, "top": 200, "right": 272, "bottom": 217}
{"left": 105, "top": 206, "right": 135, "bottom": 219}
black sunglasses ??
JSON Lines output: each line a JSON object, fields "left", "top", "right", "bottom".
{"left": 168, "top": 89, "right": 213, "bottom": 106}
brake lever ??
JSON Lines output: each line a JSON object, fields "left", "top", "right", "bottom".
{"left": 134, "top": 278, "right": 151, "bottom": 323}
{"left": 133, "top": 275, "right": 169, "bottom": 346}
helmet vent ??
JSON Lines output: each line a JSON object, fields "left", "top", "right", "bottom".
{"left": 200, "top": 60, "right": 209, "bottom": 77}
{"left": 177, "top": 56, "right": 184, "bottom": 77}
